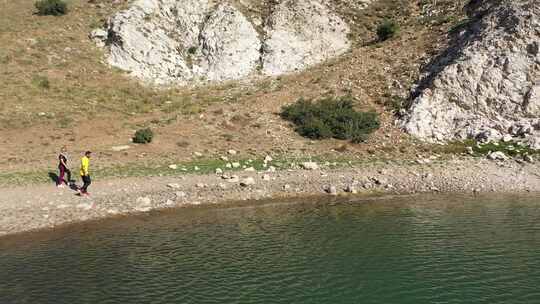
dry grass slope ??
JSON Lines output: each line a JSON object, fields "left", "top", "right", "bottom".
{"left": 0, "top": 0, "right": 468, "bottom": 178}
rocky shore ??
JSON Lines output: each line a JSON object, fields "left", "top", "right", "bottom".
{"left": 1, "top": 156, "right": 539, "bottom": 237}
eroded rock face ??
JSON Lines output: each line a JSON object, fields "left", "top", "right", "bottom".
{"left": 402, "top": 0, "right": 540, "bottom": 145}
{"left": 98, "top": 0, "right": 353, "bottom": 85}
{"left": 261, "top": 0, "right": 350, "bottom": 76}
{"left": 106, "top": 0, "right": 260, "bottom": 85}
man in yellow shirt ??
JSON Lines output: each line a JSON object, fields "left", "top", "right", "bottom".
{"left": 79, "top": 151, "right": 92, "bottom": 195}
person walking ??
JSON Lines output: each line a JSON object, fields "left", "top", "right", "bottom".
{"left": 79, "top": 151, "right": 92, "bottom": 196}
{"left": 56, "top": 146, "right": 72, "bottom": 188}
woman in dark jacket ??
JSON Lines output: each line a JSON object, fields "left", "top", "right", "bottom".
{"left": 57, "top": 146, "right": 72, "bottom": 188}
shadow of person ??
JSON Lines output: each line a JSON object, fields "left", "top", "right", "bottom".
{"left": 48, "top": 172, "right": 59, "bottom": 184}
{"left": 69, "top": 182, "right": 79, "bottom": 191}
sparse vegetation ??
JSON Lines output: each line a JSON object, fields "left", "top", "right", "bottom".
{"left": 133, "top": 128, "right": 154, "bottom": 144}
{"left": 448, "top": 18, "right": 473, "bottom": 34}
{"left": 187, "top": 46, "right": 197, "bottom": 55}
{"left": 35, "top": 0, "right": 67, "bottom": 16}
{"left": 32, "top": 75, "right": 50, "bottom": 89}
{"left": 376, "top": 19, "right": 399, "bottom": 41}
{"left": 473, "top": 141, "right": 539, "bottom": 157}
{"left": 384, "top": 95, "right": 407, "bottom": 114}
{"left": 432, "top": 139, "right": 540, "bottom": 157}
{"left": 281, "top": 96, "right": 380, "bottom": 143}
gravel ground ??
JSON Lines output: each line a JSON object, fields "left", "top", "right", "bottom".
{"left": 1, "top": 157, "right": 539, "bottom": 237}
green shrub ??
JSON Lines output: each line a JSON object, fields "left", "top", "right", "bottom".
{"left": 385, "top": 96, "right": 407, "bottom": 113}
{"left": 133, "top": 128, "right": 154, "bottom": 144}
{"left": 32, "top": 75, "right": 50, "bottom": 89}
{"left": 281, "top": 96, "right": 380, "bottom": 143}
{"left": 376, "top": 19, "right": 399, "bottom": 41}
{"left": 187, "top": 46, "right": 197, "bottom": 55}
{"left": 35, "top": 0, "right": 68, "bottom": 16}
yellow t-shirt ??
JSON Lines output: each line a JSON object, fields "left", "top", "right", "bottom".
{"left": 80, "top": 156, "right": 90, "bottom": 176}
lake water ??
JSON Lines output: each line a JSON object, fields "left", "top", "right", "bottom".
{"left": 1, "top": 194, "right": 540, "bottom": 303}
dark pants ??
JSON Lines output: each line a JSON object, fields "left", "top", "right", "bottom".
{"left": 58, "top": 165, "right": 72, "bottom": 185}
{"left": 81, "top": 175, "right": 91, "bottom": 193}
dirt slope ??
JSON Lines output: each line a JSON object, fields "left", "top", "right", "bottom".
{"left": 0, "top": 0, "right": 468, "bottom": 175}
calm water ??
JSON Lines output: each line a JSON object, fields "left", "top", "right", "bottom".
{"left": 1, "top": 194, "right": 540, "bottom": 303}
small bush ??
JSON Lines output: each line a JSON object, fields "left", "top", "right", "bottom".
{"left": 35, "top": 0, "right": 68, "bottom": 16}
{"left": 281, "top": 96, "right": 380, "bottom": 143}
{"left": 133, "top": 128, "right": 154, "bottom": 144}
{"left": 32, "top": 75, "right": 50, "bottom": 89}
{"left": 187, "top": 46, "right": 197, "bottom": 55}
{"left": 385, "top": 96, "right": 407, "bottom": 114}
{"left": 376, "top": 19, "right": 399, "bottom": 41}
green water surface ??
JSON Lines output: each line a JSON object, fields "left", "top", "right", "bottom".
{"left": 1, "top": 194, "right": 539, "bottom": 303}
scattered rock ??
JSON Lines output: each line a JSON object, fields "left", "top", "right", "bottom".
{"left": 244, "top": 167, "right": 256, "bottom": 172}
{"left": 300, "top": 162, "right": 319, "bottom": 170}
{"left": 175, "top": 191, "right": 187, "bottom": 198}
{"left": 167, "top": 183, "right": 181, "bottom": 189}
{"left": 502, "top": 135, "right": 513, "bottom": 143}
{"left": 215, "top": 168, "right": 223, "bottom": 175}
{"left": 262, "top": 174, "right": 271, "bottom": 181}
{"left": 345, "top": 185, "right": 358, "bottom": 194}
{"left": 136, "top": 196, "right": 152, "bottom": 206}
{"left": 135, "top": 206, "right": 152, "bottom": 212}
{"left": 227, "top": 175, "right": 240, "bottom": 183}
{"left": 168, "top": 164, "right": 178, "bottom": 170}
{"left": 487, "top": 151, "right": 509, "bottom": 161}
{"left": 324, "top": 185, "right": 338, "bottom": 195}
{"left": 370, "top": 177, "right": 387, "bottom": 185}
{"left": 240, "top": 177, "right": 255, "bottom": 187}
{"left": 193, "top": 152, "right": 203, "bottom": 157}
{"left": 264, "top": 155, "right": 273, "bottom": 163}
{"left": 524, "top": 155, "right": 534, "bottom": 163}
{"left": 363, "top": 182, "right": 374, "bottom": 189}
{"left": 232, "top": 162, "right": 241, "bottom": 168}
{"left": 228, "top": 149, "right": 237, "bottom": 155}
{"left": 89, "top": 28, "right": 108, "bottom": 47}
{"left": 111, "top": 145, "right": 131, "bottom": 152}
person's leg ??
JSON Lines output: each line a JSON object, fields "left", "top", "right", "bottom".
{"left": 86, "top": 175, "right": 92, "bottom": 194}
{"left": 81, "top": 175, "right": 91, "bottom": 194}
{"left": 65, "top": 169, "right": 72, "bottom": 185}
{"left": 57, "top": 166, "right": 65, "bottom": 186}
{"left": 80, "top": 175, "right": 87, "bottom": 193}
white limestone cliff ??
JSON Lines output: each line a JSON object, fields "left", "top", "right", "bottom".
{"left": 402, "top": 0, "right": 540, "bottom": 147}
{"left": 96, "top": 0, "right": 353, "bottom": 86}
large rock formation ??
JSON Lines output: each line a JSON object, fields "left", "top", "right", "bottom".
{"left": 261, "top": 0, "right": 350, "bottom": 75}
{"left": 402, "top": 0, "right": 540, "bottom": 147}
{"left": 96, "top": 0, "right": 353, "bottom": 85}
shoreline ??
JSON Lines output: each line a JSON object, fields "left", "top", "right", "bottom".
{"left": 1, "top": 157, "right": 539, "bottom": 238}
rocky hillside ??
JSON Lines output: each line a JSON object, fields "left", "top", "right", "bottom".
{"left": 402, "top": 0, "right": 539, "bottom": 148}
{"left": 92, "top": 0, "right": 365, "bottom": 85}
